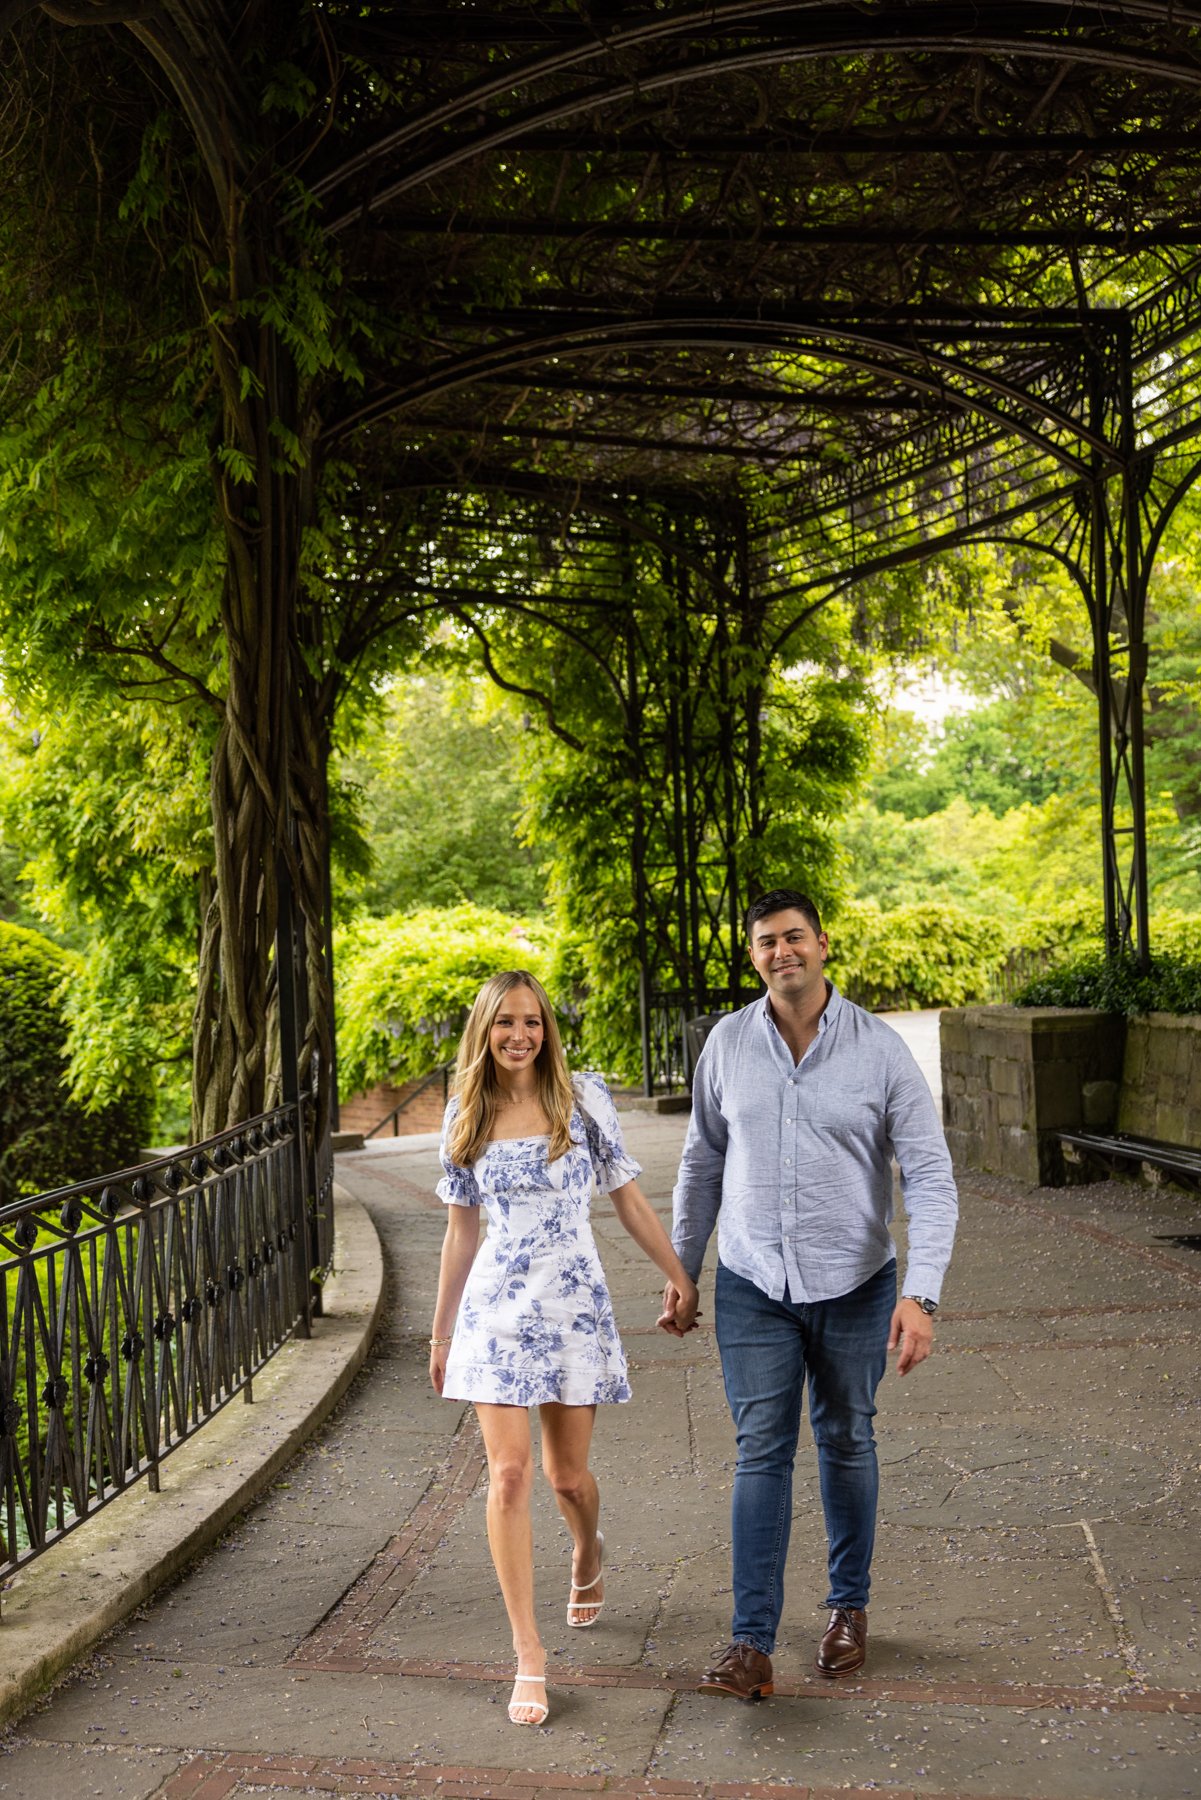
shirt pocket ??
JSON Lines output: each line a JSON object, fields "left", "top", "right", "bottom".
{"left": 808, "top": 1088, "right": 883, "bottom": 1137}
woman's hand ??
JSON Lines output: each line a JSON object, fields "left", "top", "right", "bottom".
{"left": 658, "top": 1276, "right": 700, "bottom": 1337}
{"left": 429, "top": 1338, "right": 451, "bottom": 1394}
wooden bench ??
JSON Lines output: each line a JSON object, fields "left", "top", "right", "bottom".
{"left": 1057, "top": 1128, "right": 1201, "bottom": 1195}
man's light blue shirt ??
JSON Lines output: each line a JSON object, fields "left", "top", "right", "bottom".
{"left": 671, "top": 985, "right": 958, "bottom": 1305}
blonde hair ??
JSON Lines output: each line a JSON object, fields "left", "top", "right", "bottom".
{"left": 446, "top": 970, "right": 576, "bottom": 1167}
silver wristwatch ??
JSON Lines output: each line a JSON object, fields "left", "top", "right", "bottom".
{"left": 903, "top": 1294, "right": 938, "bottom": 1315}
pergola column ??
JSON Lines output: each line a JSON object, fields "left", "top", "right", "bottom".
{"left": 1089, "top": 321, "right": 1152, "bottom": 966}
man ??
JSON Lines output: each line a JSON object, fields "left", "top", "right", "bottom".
{"left": 662, "top": 888, "right": 958, "bottom": 1701}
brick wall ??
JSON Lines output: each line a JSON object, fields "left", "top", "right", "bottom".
{"left": 339, "top": 1076, "right": 449, "bottom": 1139}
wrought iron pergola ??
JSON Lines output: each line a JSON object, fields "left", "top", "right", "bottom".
{"left": 13, "top": 1, "right": 1201, "bottom": 1085}
{"left": 297, "top": 3, "right": 1201, "bottom": 1067}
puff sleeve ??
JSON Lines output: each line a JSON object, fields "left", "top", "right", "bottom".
{"left": 572, "top": 1071, "right": 642, "bottom": 1193}
{"left": 435, "top": 1097, "right": 483, "bottom": 1207}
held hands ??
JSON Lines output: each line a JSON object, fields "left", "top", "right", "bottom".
{"left": 658, "top": 1277, "right": 701, "bottom": 1337}
{"left": 888, "top": 1298, "right": 934, "bottom": 1376}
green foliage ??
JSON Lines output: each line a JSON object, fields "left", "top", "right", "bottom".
{"left": 0, "top": 921, "right": 153, "bottom": 1202}
{"left": 335, "top": 906, "right": 564, "bottom": 1096}
{"left": 870, "top": 701, "right": 1062, "bottom": 818}
{"left": 545, "top": 911, "right": 643, "bottom": 1084}
{"left": 1015, "top": 950, "right": 1201, "bottom": 1017}
{"left": 827, "top": 899, "right": 1007, "bottom": 1010}
{"left": 0, "top": 705, "right": 209, "bottom": 1132}
{"left": 337, "top": 676, "right": 545, "bottom": 917}
{"left": 840, "top": 793, "right": 1101, "bottom": 915}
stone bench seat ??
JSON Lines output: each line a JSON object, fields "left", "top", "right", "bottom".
{"left": 1057, "top": 1127, "right": 1201, "bottom": 1194}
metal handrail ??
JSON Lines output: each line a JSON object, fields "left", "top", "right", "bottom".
{"left": 0, "top": 1100, "right": 325, "bottom": 1594}
{"left": 363, "top": 1064, "right": 452, "bottom": 1138}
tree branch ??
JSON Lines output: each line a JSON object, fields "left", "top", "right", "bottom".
{"left": 451, "top": 609, "right": 585, "bottom": 751}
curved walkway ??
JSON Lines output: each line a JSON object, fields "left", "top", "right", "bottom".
{"left": 1, "top": 1102, "right": 1200, "bottom": 1800}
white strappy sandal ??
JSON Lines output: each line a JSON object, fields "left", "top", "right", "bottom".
{"left": 507, "top": 1671, "right": 549, "bottom": 1726}
{"left": 567, "top": 1530, "right": 605, "bottom": 1628}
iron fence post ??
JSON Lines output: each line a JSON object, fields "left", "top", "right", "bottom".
{"left": 275, "top": 856, "right": 313, "bottom": 1341}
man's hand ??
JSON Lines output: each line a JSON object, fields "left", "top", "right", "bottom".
{"left": 659, "top": 1278, "right": 701, "bottom": 1337}
{"left": 888, "top": 1298, "right": 934, "bottom": 1375}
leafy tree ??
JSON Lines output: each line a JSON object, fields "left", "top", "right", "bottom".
{"left": 0, "top": 28, "right": 438, "bottom": 1138}
{"left": 895, "top": 534, "right": 1201, "bottom": 907}
{"left": 0, "top": 921, "right": 153, "bottom": 1202}
{"left": 493, "top": 544, "right": 873, "bottom": 1076}
{"left": 870, "top": 703, "right": 1062, "bottom": 819}
{"left": 0, "top": 701, "right": 211, "bottom": 1138}
{"left": 338, "top": 676, "right": 545, "bottom": 918}
{"left": 841, "top": 792, "right": 1107, "bottom": 919}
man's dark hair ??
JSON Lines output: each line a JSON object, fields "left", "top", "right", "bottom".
{"left": 746, "top": 888, "right": 823, "bottom": 939}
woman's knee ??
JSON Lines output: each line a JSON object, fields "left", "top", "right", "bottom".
{"left": 545, "top": 1464, "right": 592, "bottom": 1508}
{"left": 487, "top": 1456, "right": 534, "bottom": 1508}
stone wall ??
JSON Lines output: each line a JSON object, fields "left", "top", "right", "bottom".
{"left": 1118, "top": 1013, "right": 1201, "bottom": 1145}
{"left": 940, "top": 1006, "right": 1124, "bottom": 1186}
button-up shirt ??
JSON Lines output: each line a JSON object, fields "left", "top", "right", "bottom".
{"left": 672, "top": 985, "right": 958, "bottom": 1305}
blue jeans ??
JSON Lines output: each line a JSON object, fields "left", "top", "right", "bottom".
{"left": 714, "top": 1259, "right": 895, "bottom": 1654}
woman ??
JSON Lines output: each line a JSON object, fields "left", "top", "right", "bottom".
{"left": 429, "top": 970, "right": 699, "bottom": 1727}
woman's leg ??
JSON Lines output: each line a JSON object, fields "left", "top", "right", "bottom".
{"left": 475, "top": 1403, "right": 546, "bottom": 1721}
{"left": 539, "top": 1402, "right": 603, "bottom": 1622}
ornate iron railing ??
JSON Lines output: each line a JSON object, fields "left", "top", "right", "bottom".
{"left": 647, "top": 988, "right": 760, "bottom": 1095}
{"left": 0, "top": 1097, "right": 327, "bottom": 1590}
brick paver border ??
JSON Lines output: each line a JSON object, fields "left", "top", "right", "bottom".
{"left": 289, "top": 1651, "right": 1201, "bottom": 1716}
{"left": 290, "top": 1353, "right": 1201, "bottom": 1720}
{"left": 291, "top": 1408, "right": 487, "bottom": 1669}
{"left": 155, "top": 1748, "right": 1104, "bottom": 1800}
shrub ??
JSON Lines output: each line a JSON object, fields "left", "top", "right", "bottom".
{"left": 827, "top": 898, "right": 1007, "bottom": 1010}
{"left": 0, "top": 922, "right": 154, "bottom": 1203}
{"left": 1014, "top": 949, "right": 1201, "bottom": 1016}
{"left": 335, "top": 905, "right": 567, "bottom": 1095}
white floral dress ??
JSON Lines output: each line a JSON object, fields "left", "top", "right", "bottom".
{"left": 437, "top": 1071, "right": 640, "bottom": 1407}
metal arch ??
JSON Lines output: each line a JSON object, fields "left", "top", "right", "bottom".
{"left": 433, "top": 301, "right": 1123, "bottom": 455}
{"left": 329, "top": 315, "right": 1118, "bottom": 481}
{"left": 318, "top": 5, "right": 1201, "bottom": 221}
{"left": 759, "top": 486, "right": 1089, "bottom": 635}
{"left": 367, "top": 213, "right": 1201, "bottom": 251}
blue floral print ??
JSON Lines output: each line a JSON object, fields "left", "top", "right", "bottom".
{"left": 437, "top": 1072, "right": 640, "bottom": 1406}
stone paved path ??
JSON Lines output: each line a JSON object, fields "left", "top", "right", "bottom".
{"left": 1, "top": 1103, "right": 1200, "bottom": 1800}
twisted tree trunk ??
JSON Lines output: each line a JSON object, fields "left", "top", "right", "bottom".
{"left": 188, "top": 211, "right": 331, "bottom": 1139}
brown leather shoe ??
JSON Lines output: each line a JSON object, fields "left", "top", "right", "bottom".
{"left": 697, "top": 1640, "right": 774, "bottom": 1701}
{"left": 815, "top": 1606, "right": 867, "bottom": 1676}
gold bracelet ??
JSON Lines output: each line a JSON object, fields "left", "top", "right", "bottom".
{"left": 429, "top": 1335, "right": 453, "bottom": 1346}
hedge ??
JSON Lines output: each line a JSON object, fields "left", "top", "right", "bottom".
{"left": 0, "top": 921, "right": 153, "bottom": 1203}
{"left": 826, "top": 898, "right": 1007, "bottom": 1011}
{"left": 334, "top": 905, "right": 567, "bottom": 1096}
